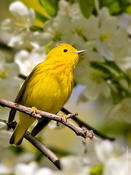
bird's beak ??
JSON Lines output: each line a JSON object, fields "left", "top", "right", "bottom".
{"left": 75, "top": 50, "right": 85, "bottom": 54}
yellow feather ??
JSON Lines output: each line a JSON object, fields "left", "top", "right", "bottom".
{"left": 10, "top": 43, "right": 79, "bottom": 145}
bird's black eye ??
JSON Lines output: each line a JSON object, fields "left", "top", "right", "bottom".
{"left": 64, "top": 49, "right": 68, "bottom": 52}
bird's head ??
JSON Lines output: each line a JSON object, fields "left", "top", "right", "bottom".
{"left": 46, "top": 43, "right": 85, "bottom": 69}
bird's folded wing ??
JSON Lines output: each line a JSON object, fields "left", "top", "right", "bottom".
{"left": 31, "top": 118, "right": 50, "bottom": 136}
{"left": 8, "top": 69, "right": 36, "bottom": 123}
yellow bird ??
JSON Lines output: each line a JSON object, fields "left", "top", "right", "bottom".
{"left": 9, "top": 43, "right": 84, "bottom": 145}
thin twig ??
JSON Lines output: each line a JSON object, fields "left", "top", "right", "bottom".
{"left": 61, "top": 107, "right": 115, "bottom": 141}
{"left": 0, "top": 98, "right": 94, "bottom": 139}
{"left": 6, "top": 122, "right": 61, "bottom": 169}
{"left": 25, "top": 132, "right": 61, "bottom": 169}
{"left": 7, "top": 121, "right": 61, "bottom": 169}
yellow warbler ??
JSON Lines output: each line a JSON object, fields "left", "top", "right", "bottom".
{"left": 9, "top": 43, "right": 84, "bottom": 145}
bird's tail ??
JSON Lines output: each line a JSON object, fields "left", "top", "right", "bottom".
{"left": 10, "top": 113, "right": 35, "bottom": 145}
{"left": 10, "top": 121, "right": 27, "bottom": 145}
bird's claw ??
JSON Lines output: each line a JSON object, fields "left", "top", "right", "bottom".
{"left": 31, "top": 107, "right": 37, "bottom": 116}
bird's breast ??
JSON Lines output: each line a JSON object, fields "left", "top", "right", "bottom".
{"left": 22, "top": 66, "right": 73, "bottom": 114}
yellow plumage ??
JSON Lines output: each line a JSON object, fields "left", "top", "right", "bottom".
{"left": 9, "top": 43, "right": 80, "bottom": 145}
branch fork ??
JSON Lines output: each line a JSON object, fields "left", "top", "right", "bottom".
{"left": 0, "top": 98, "right": 94, "bottom": 169}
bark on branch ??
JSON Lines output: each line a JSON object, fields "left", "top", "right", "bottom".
{"left": 0, "top": 98, "right": 94, "bottom": 139}
{"left": 0, "top": 98, "right": 94, "bottom": 169}
{"left": 61, "top": 108, "right": 115, "bottom": 141}
{"left": 25, "top": 131, "right": 61, "bottom": 169}
{"left": 6, "top": 121, "right": 61, "bottom": 169}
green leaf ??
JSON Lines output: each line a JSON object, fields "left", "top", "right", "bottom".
{"left": 99, "top": 0, "right": 131, "bottom": 14}
{"left": 126, "top": 5, "right": 131, "bottom": 14}
{"left": 9, "top": 145, "right": 24, "bottom": 154}
{"left": 104, "top": 60, "right": 130, "bottom": 86}
{"left": 99, "top": 0, "right": 121, "bottom": 14}
{"left": 90, "top": 61, "right": 113, "bottom": 78}
{"left": 100, "top": 121, "right": 131, "bottom": 135}
{"left": 90, "top": 60, "right": 131, "bottom": 103}
{"left": 108, "top": 1, "right": 121, "bottom": 14}
{"left": 104, "top": 60, "right": 122, "bottom": 73}
{"left": 110, "top": 84, "right": 123, "bottom": 104}
{"left": 39, "top": 0, "right": 58, "bottom": 17}
{"left": 44, "top": 43, "right": 52, "bottom": 54}
{"left": 90, "top": 165, "right": 103, "bottom": 175}
{"left": 35, "top": 10, "right": 49, "bottom": 23}
{"left": 78, "top": 0, "right": 95, "bottom": 18}
{"left": 30, "top": 25, "right": 44, "bottom": 32}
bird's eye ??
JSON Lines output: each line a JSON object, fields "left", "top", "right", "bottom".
{"left": 64, "top": 49, "right": 68, "bottom": 52}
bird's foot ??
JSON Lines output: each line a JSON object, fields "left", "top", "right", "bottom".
{"left": 31, "top": 107, "right": 38, "bottom": 116}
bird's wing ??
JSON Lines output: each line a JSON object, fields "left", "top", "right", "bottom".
{"left": 8, "top": 69, "right": 36, "bottom": 123}
{"left": 31, "top": 118, "right": 50, "bottom": 136}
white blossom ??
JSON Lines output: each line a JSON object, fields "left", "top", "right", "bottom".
{"left": 96, "top": 8, "right": 128, "bottom": 60}
{"left": 0, "top": 130, "right": 11, "bottom": 148}
{"left": 94, "top": 140, "right": 131, "bottom": 175}
{"left": 14, "top": 162, "right": 38, "bottom": 175}
{"left": 9, "top": 1, "right": 35, "bottom": 28}
{"left": 75, "top": 59, "right": 110, "bottom": 100}
{"left": 95, "top": 140, "right": 122, "bottom": 163}
{"left": 0, "top": 1, "right": 35, "bottom": 48}
{"left": 0, "top": 163, "right": 12, "bottom": 175}
{"left": 108, "top": 98, "right": 131, "bottom": 123}
{"left": 15, "top": 48, "right": 46, "bottom": 76}
{"left": 0, "top": 61, "right": 21, "bottom": 120}
{"left": 60, "top": 156, "right": 90, "bottom": 175}
{"left": 35, "top": 168, "right": 53, "bottom": 175}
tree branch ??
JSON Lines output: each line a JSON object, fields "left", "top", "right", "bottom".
{"left": 0, "top": 98, "right": 94, "bottom": 169}
{"left": 25, "top": 132, "right": 61, "bottom": 169}
{"left": 18, "top": 74, "right": 114, "bottom": 141}
{"left": 61, "top": 108, "right": 115, "bottom": 141}
{"left": 0, "top": 98, "right": 94, "bottom": 140}
{"left": 7, "top": 121, "right": 61, "bottom": 169}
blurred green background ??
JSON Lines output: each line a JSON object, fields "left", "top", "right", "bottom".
{"left": 0, "top": 0, "right": 12, "bottom": 21}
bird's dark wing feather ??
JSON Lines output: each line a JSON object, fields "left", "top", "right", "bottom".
{"left": 31, "top": 118, "right": 50, "bottom": 136}
{"left": 8, "top": 69, "right": 36, "bottom": 123}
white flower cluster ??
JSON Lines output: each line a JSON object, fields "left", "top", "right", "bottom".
{"left": 0, "top": 140, "right": 130, "bottom": 175}
{"left": 1, "top": 0, "right": 131, "bottom": 100}
{"left": 43, "top": 1, "right": 129, "bottom": 60}
{"left": 2, "top": 0, "right": 131, "bottom": 100}
{"left": 0, "top": 49, "right": 21, "bottom": 120}
{"left": 15, "top": 48, "right": 46, "bottom": 76}
{"left": 0, "top": 1, "right": 35, "bottom": 48}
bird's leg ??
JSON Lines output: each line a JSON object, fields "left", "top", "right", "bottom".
{"left": 31, "top": 107, "right": 38, "bottom": 115}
